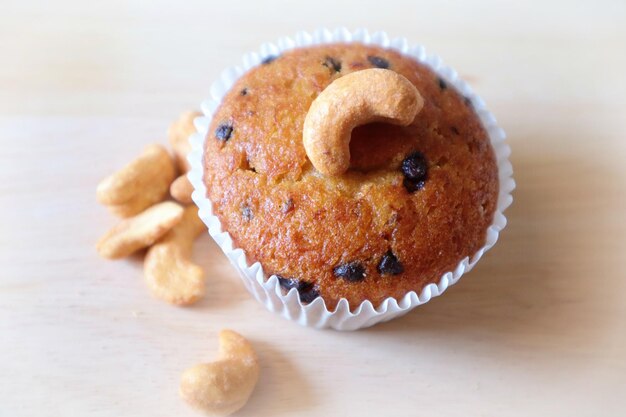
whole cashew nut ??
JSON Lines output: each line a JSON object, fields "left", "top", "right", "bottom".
{"left": 144, "top": 205, "right": 205, "bottom": 305}
{"left": 170, "top": 174, "right": 194, "bottom": 205}
{"left": 96, "top": 201, "right": 184, "bottom": 259}
{"left": 303, "top": 68, "right": 424, "bottom": 176}
{"left": 96, "top": 144, "right": 177, "bottom": 217}
{"left": 180, "top": 330, "right": 260, "bottom": 416}
{"left": 168, "top": 110, "right": 202, "bottom": 172}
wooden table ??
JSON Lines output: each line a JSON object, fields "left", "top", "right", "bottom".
{"left": 2, "top": 1, "right": 625, "bottom": 416}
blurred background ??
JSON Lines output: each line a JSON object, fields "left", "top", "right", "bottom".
{"left": 1, "top": 1, "right": 625, "bottom": 416}
{"left": 3, "top": 0, "right": 624, "bottom": 123}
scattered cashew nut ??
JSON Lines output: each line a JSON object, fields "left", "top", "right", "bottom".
{"left": 170, "top": 174, "right": 194, "bottom": 205}
{"left": 106, "top": 194, "right": 163, "bottom": 219}
{"left": 303, "top": 68, "right": 424, "bottom": 176}
{"left": 144, "top": 205, "right": 205, "bottom": 305}
{"left": 168, "top": 110, "right": 201, "bottom": 172}
{"left": 96, "top": 201, "right": 184, "bottom": 259}
{"left": 96, "top": 144, "right": 177, "bottom": 217}
{"left": 180, "top": 330, "right": 260, "bottom": 416}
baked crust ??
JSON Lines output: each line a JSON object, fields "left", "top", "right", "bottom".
{"left": 203, "top": 44, "right": 498, "bottom": 309}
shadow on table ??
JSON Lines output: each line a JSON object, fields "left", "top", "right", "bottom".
{"left": 362, "top": 149, "right": 615, "bottom": 361}
{"left": 190, "top": 237, "right": 250, "bottom": 310}
{"left": 245, "top": 339, "right": 315, "bottom": 416}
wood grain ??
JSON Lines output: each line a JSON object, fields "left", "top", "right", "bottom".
{"left": 1, "top": 1, "right": 625, "bottom": 416}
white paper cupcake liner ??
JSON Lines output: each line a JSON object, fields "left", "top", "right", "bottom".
{"left": 187, "top": 27, "right": 515, "bottom": 331}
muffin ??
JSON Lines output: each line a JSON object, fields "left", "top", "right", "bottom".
{"left": 190, "top": 28, "right": 513, "bottom": 329}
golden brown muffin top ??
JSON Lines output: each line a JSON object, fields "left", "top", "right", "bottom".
{"left": 203, "top": 43, "right": 498, "bottom": 309}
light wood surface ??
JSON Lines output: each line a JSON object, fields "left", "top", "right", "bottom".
{"left": 2, "top": 1, "right": 625, "bottom": 416}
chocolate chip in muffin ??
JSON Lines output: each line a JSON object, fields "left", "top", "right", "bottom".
{"left": 402, "top": 152, "right": 428, "bottom": 193}
{"left": 403, "top": 177, "right": 426, "bottom": 193}
{"left": 438, "top": 77, "right": 448, "bottom": 90}
{"left": 451, "top": 126, "right": 460, "bottom": 135}
{"left": 367, "top": 55, "right": 389, "bottom": 69}
{"left": 333, "top": 261, "right": 366, "bottom": 282}
{"left": 401, "top": 151, "right": 428, "bottom": 181}
{"left": 297, "top": 281, "right": 321, "bottom": 303}
{"left": 322, "top": 56, "right": 342, "bottom": 73}
{"left": 276, "top": 275, "right": 320, "bottom": 303}
{"left": 276, "top": 275, "right": 298, "bottom": 290}
{"left": 215, "top": 123, "right": 233, "bottom": 142}
{"left": 261, "top": 55, "right": 279, "bottom": 65}
{"left": 377, "top": 251, "right": 404, "bottom": 276}
{"left": 240, "top": 88, "right": 248, "bottom": 96}
{"left": 464, "top": 96, "right": 472, "bottom": 106}
{"left": 241, "top": 204, "right": 253, "bottom": 221}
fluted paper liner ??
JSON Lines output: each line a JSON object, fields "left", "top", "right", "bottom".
{"left": 187, "top": 28, "right": 515, "bottom": 330}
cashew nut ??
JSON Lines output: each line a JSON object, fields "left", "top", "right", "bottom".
{"left": 106, "top": 194, "right": 163, "bottom": 219}
{"left": 168, "top": 110, "right": 201, "bottom": 172}
{"left": 180, "top": 330, "right": 260, "bottom": 416}
{"left": 144, "top": 205, "right": 205, "bottom": 305}
{"left": 170, "top": 174, "right": 194, "bottom": 205}
{"left": 96, "top": 144, "right": 177, "bottom": 217}
{"left": 96, "top": 201, "right": 184, "bottom": 259}
{"left": 303, "top": 68, "right": 423, "bottom": 176}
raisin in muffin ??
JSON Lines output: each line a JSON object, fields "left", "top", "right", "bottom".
{"left": 202, "top": 43, "right": 498, "bottom": 310}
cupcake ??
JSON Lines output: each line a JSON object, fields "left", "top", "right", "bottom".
{"left": 188, "top": 28, "right": 514, "bottom": 330}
